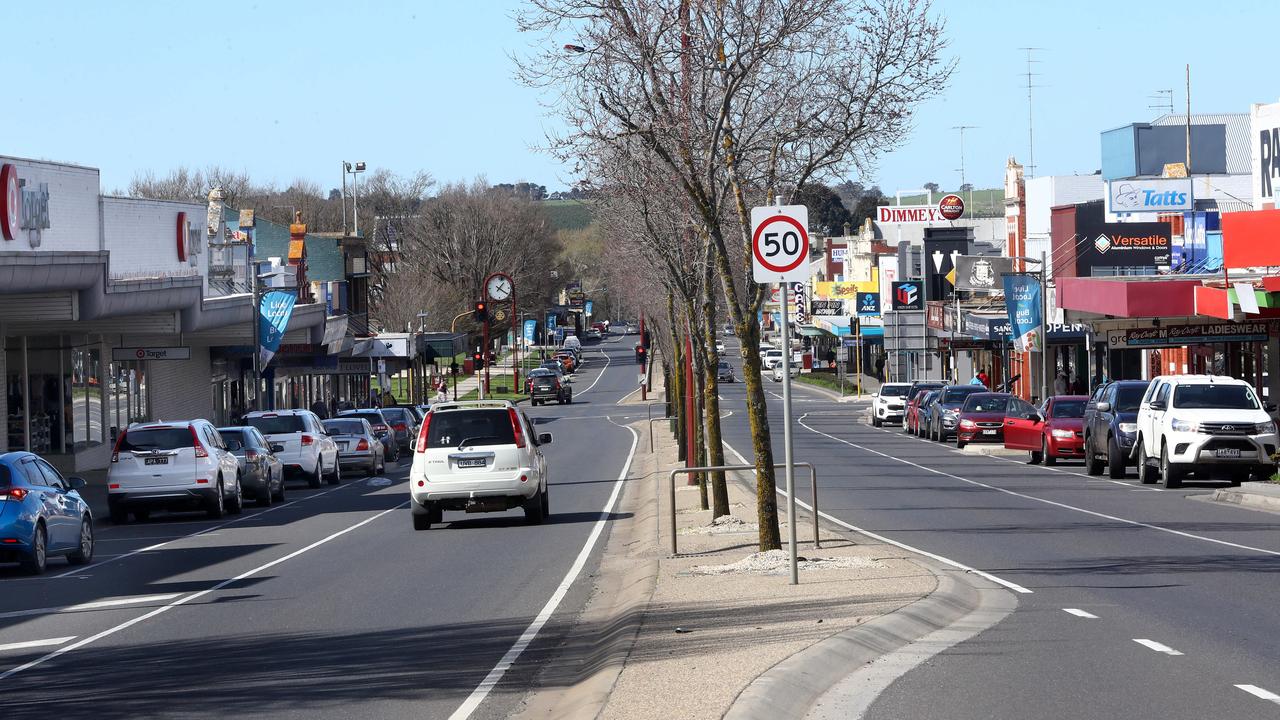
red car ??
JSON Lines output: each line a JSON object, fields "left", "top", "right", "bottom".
{"left": 1003, "top": 395, "right": 1088, "bottom": 465}
{"left": 955, "top": 392, "right": 1013, "bottom": 448}
{"left": 905, "top": 385, "right": 943, "bottom": 435}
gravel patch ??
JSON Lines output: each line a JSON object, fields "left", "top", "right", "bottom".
{"left": 679, "top": 514, "right": 759, "bottom": 535}
{"left": 687, "top": 549, "right": 886, "bottom": 576}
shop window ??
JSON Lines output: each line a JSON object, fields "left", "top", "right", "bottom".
{"left": 71, "top": 347, "right": 104, "bottom": 450}
{"left": 106, "top": 360, "right": 149, "bottom": 443}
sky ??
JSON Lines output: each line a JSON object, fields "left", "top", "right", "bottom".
{"left": 5, "top": 1, "right": 1277, "bottom": 196}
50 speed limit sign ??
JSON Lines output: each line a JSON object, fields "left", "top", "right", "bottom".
{"left": 751, "top": 205, "right": 810, "bottom": 283}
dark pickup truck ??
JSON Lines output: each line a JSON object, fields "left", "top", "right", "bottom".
{"left": 1082, "top": 380, "right": 1150, "bottom": 478}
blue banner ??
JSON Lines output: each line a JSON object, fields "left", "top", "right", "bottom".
{"left": 523, "top": 319, "right": 537, "bottom": 346}
{"left": 855, "top": 291, "right": 881, "bottom": 317}
{"left": 585, "top": 300, "right": 593, "bottom": 316}
{"left": 546, "top": 314, "right": 557, "bottom": 331}
{"left": 258, "top": 290, "right": 297, "bottom": 366}
{"left": 1002, "top": 275, "right": 1042, "bottom": 352}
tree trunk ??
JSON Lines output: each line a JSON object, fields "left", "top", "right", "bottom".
{"left": 666, "top": 293, "right": 686, "bottom": 462}
{"left": 700, "top": 237, "right": 730, "bottom": 518}
{"left": 687, "top": 300, "right": 709, "bottom": 510}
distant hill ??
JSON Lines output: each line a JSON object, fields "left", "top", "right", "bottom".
{"left": 543, "top": 199, "right": 596, "bottom": 231}
{"left": 896, "top": 189, "right": 1003, "bottom": 218}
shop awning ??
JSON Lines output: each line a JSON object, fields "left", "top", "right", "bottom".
{"left": 1058, "top": 276, "right": 1201, "bottom": 319}
{"left": 796, "top": 326, "right": 826, "bottom": 337}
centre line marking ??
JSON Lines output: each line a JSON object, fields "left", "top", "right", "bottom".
{"left": 1236, "top": 685, "right": 1280, "bottom": 703}
{"left": 1063, "top": 608, "right": 1098, "bottom": 619}
{"left": 0, "top": 637, "right": 75, "bottom": 653}
{"left": 1133, "top": 639, "right": 1183, "bottom": 656}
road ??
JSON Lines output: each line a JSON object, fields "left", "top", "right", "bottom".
{"left": 716, "top": 336, "right": 1280, "bottom": 719}
{"left": 0, "top": 334, "right": 645, "bottom": 720}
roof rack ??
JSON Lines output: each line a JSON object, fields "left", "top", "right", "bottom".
{"left": 429, "top": 400, "right": 516, "bottom": 412}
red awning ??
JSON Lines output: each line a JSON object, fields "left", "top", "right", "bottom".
{"left": 1058, "top": 277, "right": 1200, "bottom": 318}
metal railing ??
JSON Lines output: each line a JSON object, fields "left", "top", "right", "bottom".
{"left": 667, "top": 462, "right": 820, "bottom": 583}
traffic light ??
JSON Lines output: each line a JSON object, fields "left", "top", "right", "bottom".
{"left": 474, "top": 301, "right": 488, "bottom": 323}
{"left": 635, "top": 344, "right": 647, "bottom": 366}
{"left": 473, "top": 350, "right": 484, "bottom": 369}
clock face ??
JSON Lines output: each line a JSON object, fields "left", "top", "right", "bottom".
{"left": 487, "top": 274, "right": 512, "bottom": 301}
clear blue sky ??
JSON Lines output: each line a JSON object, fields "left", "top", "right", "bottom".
{"left": 4, "top": 1, "right": 1275, "bottom": 195}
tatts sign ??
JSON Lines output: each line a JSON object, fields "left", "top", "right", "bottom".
{"left": 1252, "top": 100, "right": 1280, "bottom": 210}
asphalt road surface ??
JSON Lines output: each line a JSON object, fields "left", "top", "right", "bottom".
{"left": 716, "top": 336, "right": 1280, "bottom": 719}
{"left": 0, "top": 334, "right": 646, "bottom": 720}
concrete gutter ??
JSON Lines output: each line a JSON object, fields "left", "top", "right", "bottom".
{"left": 1210, "top": 481, "right": 1280, "bottom": 514}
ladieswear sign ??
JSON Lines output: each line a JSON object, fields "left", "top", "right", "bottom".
{"left": 0, "top": 163, "right": 51, "bottom": 248}
{"left": 1252, "top": 100, "right": 1280, "bottom": 210}
{"left": 1106, "top": 178, "right": 1193, "bottom": 214}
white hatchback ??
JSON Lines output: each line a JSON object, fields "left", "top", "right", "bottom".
{"left": 407, "top": 400, "right": 552, "bottom": 530}
{"left": 243, "top": 410, "right": 341, "bottom": 488}
{"left": 107, "top": 420, "right": 242, "bottom": 523}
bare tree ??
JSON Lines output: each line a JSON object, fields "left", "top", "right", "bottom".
{"left": 519, "top": 0, "right": 952, "bottom": 550}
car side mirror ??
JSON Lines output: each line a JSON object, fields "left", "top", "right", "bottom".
{"left": 871, "top": 392, "right": 879, "bottom": 398}
{"left": 1096, "top": 401, "right": 1111, "bottom": 413}
{"left": 538, "top": 432, "right": 553, "bottom": 444}
{"left": 271, "top": 444, "right": 285, "bottom": 453}
{"left": 1150, "top": 400, "right": 1167, "bottom": 411}
{"left": 67, "top": 476, "right": 87, "bottom": 491}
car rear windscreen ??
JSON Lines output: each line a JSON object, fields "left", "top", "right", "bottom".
{"left": 1051, "top": 400, "right": 1086, "bottom": 418}
{"left": 942, "top": 387, "right": 984, "bottom": 404}
{"left": 343, "top": 412, "right": 386, "bottom": 427}
{"left": 382, "top": 409, "right": 411, "bottom": 423}
{"left": 119, "top": 427, "right": 193, "bottom": 451}
{"left": 324, "top": 420, "right": 366, "bottom": 436}
{"left": 880, "top": 385, "right": 910, "bottom": 397}
{"left": 426, "top": 409, "right": 516, "bottom": 449}
{"left": 246, "top": 415, "right": 307, "bottom": 435}
{"left": 1173, "top": 384, "right": 1259, "bottom": 410}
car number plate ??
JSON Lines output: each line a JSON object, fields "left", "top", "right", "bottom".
{"left": 982, "top": 429, "right": 997, "bottom": 436}
{"left": 457, "top": 458, "right": 487, "bottom": 468}
{"left": 144, "top": 457, "right": 169, "bottom": 466}
{"left": 1216, "top": 448, "right": 1241, "bottom": 458}
{"left": 339, "top": 442, "right": 349, "bottom": 451}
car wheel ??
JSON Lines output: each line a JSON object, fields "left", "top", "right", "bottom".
{"left": 21, "top": 523, "right": 47, "bottom": 575}
{"left": 1029, "top": 450, "right": 1042, "bottom": 464}
{"left": 308, "top": 464, "right": 323, "bottom": 489}
{"left": 1043, "top": 438, "right": 1057, "bottom": 466}
{"left": 68, "top": 517, "right": 94, "bottom": 565}
{"left": 1252, "top": 465, "right": 1275, "bottom": 482}
{"left": 566, "top": 394, "right": 573, "bottom": 404}
{"left": 207, "top": 478, "right": 227, "bottom": 519}
{"left": 1137, "top": 442, "right": 1159, "bottom": 485}
{"left": 258, "top": 473, "right": 274, "bottom": 507}
{"left": 1084, "top": 435, "right": 1104, "bottom": 476}
{"left": 541, "top": 482, "right": 550, "bottom": 516}
{"left": 956, "top": 437, "right": 966, "bottom": 449}
{"left": 228, "top": 476, "right": 244, "bottom": 515}
{"left": 558, "top": 397, "right": 565, "bottom": 405}
{"left": 1107, "top": 436, "right": 1127, "bottom": 479}
{"left": 1160, "top": 444, "right": 1183, "bottom": 489}
{"left": 413, "top": 511, "right": 433, "bottom": 531}
{"left": 523, "top": 487, "right": 547, "bottom": 525}
{"left": 872, "top": 416, "right": 882, "bottom": 428}
{"left": 1227, "top": 468, "right": 1249, "bottom": 487}
{"left": 272, "top": 471, "right": 287, "bottom": 502}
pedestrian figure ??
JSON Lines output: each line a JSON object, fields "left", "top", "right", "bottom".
{"left": 977, "top": 369, "right": 990, "bottom": 387}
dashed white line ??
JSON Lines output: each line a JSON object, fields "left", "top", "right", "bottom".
{"left": 1133, "top": 638, "right": 1183, "bottom": 656}
{"left": 1236, "top": 684, "right": 1280, "bottom": 703}
{"left": 1063, "top": 608, "right": 1099, "bottom": 619}
{"left": 0, "top": 593, "right": 184, "bottom": 620}
{"left": 0, "top": 637, "right": 75, "bottom": 653}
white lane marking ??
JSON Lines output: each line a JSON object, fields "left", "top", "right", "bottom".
{"left": 0, "top": 502, "right": 407, "bottom": 680}
{"left": 1133, "top": 638, "right": 1183, "bottom": 656}
{"left": 0, "top": 593, "right": 185, "bottom": 620}
{"left": 573, "top": 347, "right": 615, "bottom": 397}
{"left": 720, "top": 439, "right": 1032, "bottom": 595}
{"left": 0, "top": 637, "right": 75, "bottom": 653}
{"left": 55, "top": 477, "right": 369, "bottom": 579}
{"left": 1063, "top": 608, "right": 1099, "bottom": 619}
{"left": 448, "top": 418, "right": 640, "bottom": 720}
{"left": 799, "top": 415, "right": 1280, "bottom": 561}
{"left": 615, "top": 385, "right": 643, "bottom": 405}
{"left": 1236, "top": 684, "right": 1280, "bottom": 703}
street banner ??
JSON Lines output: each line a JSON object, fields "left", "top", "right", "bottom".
{"left": 792, "top": 282, "right": 808, "bottom": 324}
{"left": 1003, "top": 275, "right": 1042, "bottom": 352}
{"left": 523, "top": 319, "right": 537, "bottom": 346}
{"left": 259, "top": 290, "right": 297, "bottom": 367}
{"left": 810, "top": 300, "right": 844, "bottom": 316}
{"left": 546, "top": 314, "right": 557, "bottom": 331}
{"left": 955, "top": 255, "right": 1015, "bottom": 292}
{"left": 856, "top": 291, "right": 880, "bottom": 317}
{"left": 814, "top": 279, "right": 878, "bottom": 300}
{"left": 585, "top": 300, "right": 593, "bottom": 316}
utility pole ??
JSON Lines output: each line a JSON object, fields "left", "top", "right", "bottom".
{"left": 1185, "top": 64, "right": 1193, "bottom": 174}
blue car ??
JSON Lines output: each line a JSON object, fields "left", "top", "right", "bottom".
{"left": 1083, "top": 380, "right": 1152, "bottom": 479}
{"left": 0, "top": 452, "right": 95, "bottom": 574}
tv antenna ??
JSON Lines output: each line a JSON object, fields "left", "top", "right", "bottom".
{"left": 1018, "top": 48, "right": 1045, "bottom": 178}
{"left": 1149, "top": 89, "right": 1174, "bottom": 115}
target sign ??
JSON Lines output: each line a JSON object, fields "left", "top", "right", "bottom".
{"left": 751, "top": 205, "right": 810, "bottom": 283}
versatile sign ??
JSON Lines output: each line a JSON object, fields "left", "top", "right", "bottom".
{"left": 1003, "top": 275, "right": 1043, "bottom": 352}
{"left": 891, "top": 281, "right": 923, "bottom": 311}
{"left": 1106, "top": 178, "right": 1194, "bottom": 214}
{"left": 955, "top": 255, "right": 1015, "bottom": 292}
{"left": 259, "top": 290, "right": 298, "bottom": 367}
{"left": 751, "top": 204, "right": 810, "bottom": 283}
{"left": 792, "top": 282, "right": 808, "bottom": 324}
{"left": 810, "top": 300, "right": 845, "bottom": 316}
{"left": 855, "top": 292, "right": 880, "bottom": 317}
{"left": 1107, "top": 320, "right": 1278, "bottom": 349}
{"left": 111, "top": 347, "right": 192, "bottom": 362}
{"left": 1251, "top": 100, "right": 1280, "bottom": 210}
{"left": 1073, "top": 202, "right": 1171, "bottom": 274}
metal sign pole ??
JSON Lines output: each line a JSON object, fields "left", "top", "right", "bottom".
{"left": 780, "top": 280, "right": 798, "bottom": 586}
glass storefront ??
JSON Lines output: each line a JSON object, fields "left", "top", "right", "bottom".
{"left": 5, "top": 336, "right": 114, "bottom": 456}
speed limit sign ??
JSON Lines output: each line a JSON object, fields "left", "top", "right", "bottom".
{"left": 751, "top": 205, "right": 810, "bottom": 283}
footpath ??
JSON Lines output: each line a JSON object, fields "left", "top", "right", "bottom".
{"left": 515, "top": 371, "right": 1010, "bottom": 719}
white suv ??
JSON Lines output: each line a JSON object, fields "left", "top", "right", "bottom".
{"left": 1134, "top": 375, "right": 1278, "bottom": 488}
{"left": 108, "top": 420, "right": 242, "bottom": 522}
{"left": 872, "top": 383, "right": 913, "bottom": 427}
{"left": 243, "top": 410, "right": 341, "bottom": 488}
{"left": 408, "top": 400, "right": 552, "bottom": 530}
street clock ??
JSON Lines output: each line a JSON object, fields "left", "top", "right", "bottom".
{"left": 486, "top": 273, "right": 513, "bottom": 301}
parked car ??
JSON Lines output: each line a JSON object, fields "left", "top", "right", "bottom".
{"left": 379, "top": 406, "right": 418, "bottom": 453}
{"left": 408, "top": 400, "right": 553, "bottom": 530}
{"left": 1003, "top": 395, "right": 1087, "bottom": 464}
{"left": 871, "top": 383, "right": 912, "bottom": 427}
{"left": 0, "top": 452, "right": 93, "bottom": 573}
{"left": 771, "top": 363, "right": 799, "bottom": 382}
{"left": 217, "top": 426, "right": 285, "bottom": 506}
{"left": 763, "top": 349, "right": 784, "bottom": 370}
{"left": 1083, "top": 380, "right": 1151, "bottom": 478}
{"left": 528, "top": 368, "right": 572, "bottom": 405}
{"left": 244, "top": 409, "right": 341, "bottom": 488}
{"left": 904, "top": 383, "right": 944, "bottom": 435}
{"left": 539, "top": 359, "right": 563, "bottom": 373}
{"left": 337, "top": 409, "right": 400, "bottom": 463}
{"left": 911, "top": 390, "right": 941, "bottom": 436}
{"left": 585, "top": 328, "right": 602, "bottom": 341}
{"left": 323, "top": 417, "right": 386, "bottom": 477}
{"left": 723, "top": 323, "right": 735, "bottom": 336}
{"left": 1134, "top": 375, "right": 1278, "bottom": 488}
{"left": 555, "top": 352, "right": 577, "bottom": 374}
{"left": 925, "top": 385, "right": 990, "bottom": 442}
{"left": 758, "top": 342, "right": 775, "bottom": 360}
{"left": 953, "top": 393, "right": 1013, "bottom": 448}
{"left": 717, "top": 360, "right": 735, "bottom": 383}
{"left": 108, "top": 419, "right": 243, "bottom": 522}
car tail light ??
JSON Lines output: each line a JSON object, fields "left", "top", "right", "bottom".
{"left": 415, "top": 414, "right": 432, "bottom": 453}
{"left": 392, "top": 423, "right": 407, "bottom": 432}
{"left": 196, "top": 478, "right": 210, "bottom": 484}
{"left": 109, "top": 483, "right": 120, "bottom": 490}
{"left": 2, "top": 538, "right": 20, "bottom": 544}
{"left": 246, "top": 449, "right": 260, "bottom": 461}
{"left": 191, "top": 425, "right": 208, "bottom": 458}
{"left": 508, "top": 408, "right": 526, "bottom": 449}
{"left": 0, "top": 487, "right": 29, "bottom": 501}
{"left": 553, "top": 380, "right": 561, "bottom": 390}
{"left": 357, "top": 439, "right": 369, "bottom": 451}
{"left": 301, "top": 435, "right": 314, "bottom": 446}
{"left": 373, "top": 424, "right": 389, "bottom": 433}
{"left": 111, "top": 431, "right": 126, "bottom": 463}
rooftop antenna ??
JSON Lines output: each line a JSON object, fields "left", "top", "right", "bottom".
{"left": 1018, "top": 48, "right": 1045, "bottom": 178}
{"left": 1149, "top": 88, "right": 1174, "bottom": 115}
{"left": 952, "top": 125, "right": 978, "bottom": 208}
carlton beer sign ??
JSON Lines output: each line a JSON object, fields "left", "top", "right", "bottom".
{"left": 876, "top": 195, "right": 966, "bottom": 224}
